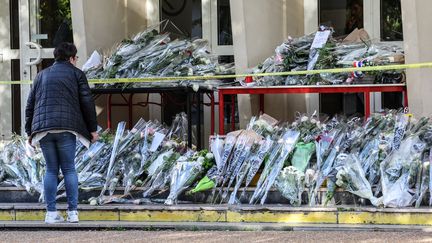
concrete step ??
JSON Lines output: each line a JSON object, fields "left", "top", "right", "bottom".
{"left": 2, "top": 203, "right": 432, "bottom": 226}
{"left": 0, "top": 186, "right": 366, "bottom": 205}
{"left": 2, "top": 221, "right": 432, "bottom": 232}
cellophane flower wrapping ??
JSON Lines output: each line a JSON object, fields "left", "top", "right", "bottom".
{"left": 334, "top": 154, "right": 381, "bottom": 206}
{"left": 165, "top": 153, "right": 208, "bottom": 205}
{"left": 275, "top": 166, "right": 305, "bottom": 206}
{"left": 380, "top": 135, "right": 426, "bottom": 207}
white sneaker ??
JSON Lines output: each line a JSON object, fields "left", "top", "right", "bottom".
{"left": 45, "top": 211, "right": 65, "bottom": 224}
{"left": 67, "top": 210, "right": 79, "bottom": 223}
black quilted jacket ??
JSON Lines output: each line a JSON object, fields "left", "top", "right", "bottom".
{"left": 25, "top": 61, "right": 97, "bottom": 141}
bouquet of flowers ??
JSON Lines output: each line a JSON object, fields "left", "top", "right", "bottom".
{"left": 275, "top": 166, "right": 305, "bottom": 206}
{"left": 165, "top": 150, "right": 214, "bottom": 205}
{"left": 85, "top": 21, "right": 234, "bottom": 89}
{"left": 380, "top": 134, "right": 426, "bottom": 207}
{"left": 333, "top": 154, "right": 381, "bottom": 206}
{"left": 250, "top": 130, "right": 300, "bottom": 205}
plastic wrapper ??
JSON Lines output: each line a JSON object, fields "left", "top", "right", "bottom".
{"left": 415, "top": 152, "right": 429, "bottom": 208}
{"left": 216, "top": 132, "right": 250, "bottom": 201}
{"left": 380, "top": 135, "right": 426, "bottom": 207}
{"left": 164, "top": 151, "right": 211, "bottom": 205}
{"left": 334, "top": 154, "right": 381, "bottom": 206}
{"left": 239, "top": 137, "right": 274, "bottom": 199}
{"left": 86, "top": 21, "right": 234, "bottom": 89}
{"left": 211, "top": 131, "right": 241, "bottom": 201}
{"left": 167, "top": 112, "right": 189, "bottom": 142}
{"left": 251, "top": 27, "right": 406, "bottom": 86}
{"left": 275, "top": 166, "right": 305, "bottom": 206}
{"left": 250, "top": 114, "right": 278, "bottom": 137}
{"left": 291, "top": 142, "right": 315, "bottom": 173}
{"left": 6, "top": 110, "right": 432, "bottom": 208}
{"left": 190, "top": 166, "right": 218, "bottom": 194}
{"left": 56, "top": 141, "right": 106, "bottom": 199}
{"left": 165, "top": 160, "right": 203, "bottom": 205}
{"left": 309, "top": 128, "right": 344, "bottom": 206}
{"left": 0, "top": 114, "right": 202, "bottom": 205}
{"left": 227, "top": 135, "right": 267, "bottom": 205}
{"left": 360, "top": 139, "right": 381, "bottom": 185}
{"left": 98, "top": 119, "right": 161, "bottom": 204}
{"left": 210, "top": 136, "right": 224, "bottom": 170}
{"left": 291, "top": 112, "right": 322, "bottom": 144}
{"left": 0, "top": 137, "right": 45, "bottom": 201}
{"left": 250, "top": 130, "right": 300, "bottom": 205}
{"left": 429, "top": 151, "right": 432, "bottom": 206}
{"left": 392, "top": 114, "right": 410, "bottom": 151}
{"left": 142, "top": 141, "right": 188, "bottom": 198}
{"left": 98, "top": 121, "right": 127, "bottom": 203}
{"left": 221, "top": 131, "right": 262, "bottom": 203}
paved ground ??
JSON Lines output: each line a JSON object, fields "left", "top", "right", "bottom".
{"left": 0, "top": 230, "right": 432, "bottom": 243}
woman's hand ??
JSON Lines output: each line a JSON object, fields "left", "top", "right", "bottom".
{"left": 91, "top": 132, "right": 99, "bottom": 143}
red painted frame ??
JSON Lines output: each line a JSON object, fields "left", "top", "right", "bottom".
{"left": 218, "top": 84, "right": 408, "bottom": 135}
{"left": 106, "top": 92, "right": 216, "bottom": 134}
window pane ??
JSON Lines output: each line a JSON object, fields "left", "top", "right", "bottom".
{"left": 160, "top": 0, "right": 202, "bottom": 39}
{"left": 381, "top": 0, "right": 403, "bottom": 41}
{"left": 31, "top": 0, "right": 73, "bottom": 48}
{"left": 9, "top": 0, "right": 19, "bottom": 49}
{"left": 319, "top": 0, "right": 364, "bottom": 37}
{"left": 217, "top": 0, "right": 233, "bottom": 45}
{"left": 218, "top": 55, "right": 234, "bottom": 64}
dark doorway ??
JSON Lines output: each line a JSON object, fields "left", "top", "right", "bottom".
{"left": 11, "top": 60, "right": 21, "bottom": 135}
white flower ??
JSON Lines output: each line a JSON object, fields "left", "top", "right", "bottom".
{"left": 301, "top": 116, "right": 308, "bottom": 122}
{"left": 89, "top": 199, "right": 98, "bottom": 206}
{"left": 164, "top": 141, "right": 174, "bottom": 148}
{"left": 134, "top": 154, "right": 142, "bottom": 160}
{"left": 192, "top": 84, "right": 199, "bottom": 92}
{"left": 266, "top": 126, "right": 274, "bottom": 133}
{"left": 197, "top": 157, "right": 205, "bottom": 164}
{"left": 188, "top": 68, "right": 194, "bottom": 76}
{"left": 205, "top": 153, "right": 214, "bottom": 160}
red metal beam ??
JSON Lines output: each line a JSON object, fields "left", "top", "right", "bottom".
{"left": 231, "top": 95, "right": 235, "bottom": 132}
{"left": 364, "top": 92, "right": 371, "bottom": 118}
{"left": 217, "top": 84, "right": 408, "bottom": 135}
{"left": 218, "top": 85, "right": 406, "bottom": 95}
{"left": 219, "top": 93, "right": 225, "bottom": 135}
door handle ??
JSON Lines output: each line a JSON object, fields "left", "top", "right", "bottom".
{"left": 24, "top": 42, "right": 42, "bottom": 66}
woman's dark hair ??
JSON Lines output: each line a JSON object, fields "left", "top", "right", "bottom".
{"left": 53, "top": 42, "right": 77, "bottom": 61}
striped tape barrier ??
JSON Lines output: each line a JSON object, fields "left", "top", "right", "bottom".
{"left": 1, "top": 62, "right": 431, "bottom": 85}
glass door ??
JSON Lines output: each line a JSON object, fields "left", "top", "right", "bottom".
{"left": 18, "top": 0, "right": 73, "bottom": 134}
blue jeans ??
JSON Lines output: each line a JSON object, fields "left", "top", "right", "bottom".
{"left": 40, "top": 132, "right": 77, "bottom": 212}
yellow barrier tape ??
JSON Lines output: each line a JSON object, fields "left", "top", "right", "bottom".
{"left": 1, "top": 62, "right": 431, "bottom": 85}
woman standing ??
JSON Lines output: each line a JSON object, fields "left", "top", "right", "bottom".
{"left": 25, "top": 42, "right": 98, "bottom": 224}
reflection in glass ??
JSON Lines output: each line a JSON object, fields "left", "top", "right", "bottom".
{"left": 32, "top": 0, "right": 73, "bottom": 48}
{"left": 381, "top": 0, "right": 403, "bottom": 41}
{"left": 217, "top": 0, "right": 232, "bottom": 45}
{"left": 160, "top": 0, "right": 202, "bottom": 39}
{"left": 319, "top": 0, "right": 363, "bottom": 37}
{"left": 218, "top": 55, "right": 234, "bottom": 64}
